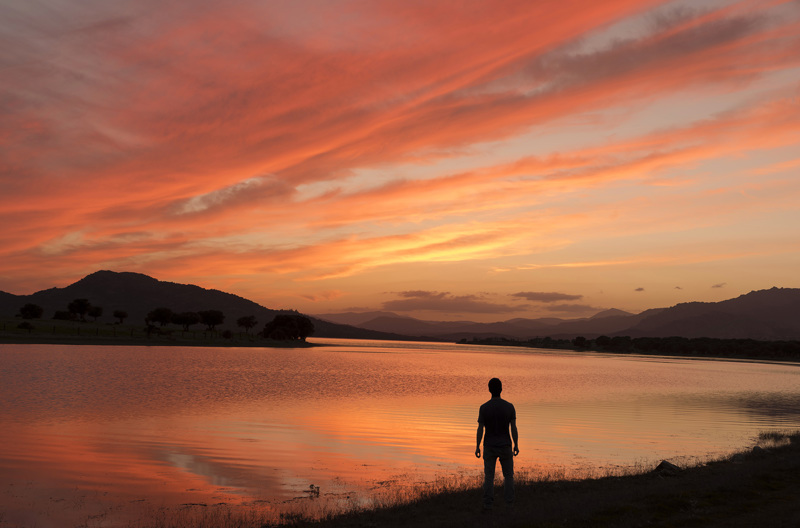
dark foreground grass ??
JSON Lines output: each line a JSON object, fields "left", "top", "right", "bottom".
{"left": 295, "top": 433, "right": 800, "bottom": 528}
{"left": 132, "top": 432, "right": 800, "bottom": 528}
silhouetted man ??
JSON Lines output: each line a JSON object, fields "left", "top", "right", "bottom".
{"left": 475, "top": 377, "right": 518, "bottom": 509}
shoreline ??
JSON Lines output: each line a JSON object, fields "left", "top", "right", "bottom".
{"left": 4, "top": 333, "right": 800, "bottom": 365}
{"left": 459, "top": 337, "right": 800, "bottom": 363}
{"left": 294, "top": 432, "right": 800, "bottom": 528}
{"left": 4, "top": 317, "right": 800, "bottom": 362}
{"left": 0, "top": 317, "right": 315, "bottom": 348}
{"left": 0, "top": 333, "right": 315, "bottom": 348}
{"left": 2, "top": 435, "right": 798, "bottom": 528}
{"left": 121, "top": 432, "right": 800, "bottom": 528}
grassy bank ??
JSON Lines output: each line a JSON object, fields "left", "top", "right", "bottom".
{"left": 130, "top": 432, "right": 800, "bottom": 528}
{"left": 0, "top": 317, "right": 312, "bottom": 348}
{"left": 466, "top": 336, "right": 800, "bottom": 363}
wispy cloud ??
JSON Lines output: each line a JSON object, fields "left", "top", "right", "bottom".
{"left": 0, "top": 0, "right": 798, "bottom": 317}
{"left": 300, "top": 291, "right": 344, "bottom": 302}
{"left": 382, "top": 291, "right": 526, "bottom": 314}
{"left": 510, "top": 292, "right": 583, "bottom": 302}
{"left": 174, "top": 176, "right": 295, "bottom": 216}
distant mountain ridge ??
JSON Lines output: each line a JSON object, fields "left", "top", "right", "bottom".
{"left": 315, "top": 309, "right": 658, "bottom": 340}
{"left": 2, "top": 272, "right": 798, "bottom": 341}
{"left": 622, "top": 288, "right": 800, "bottom": 339}
{"left": 316, "top": 287, "right": 800, "bottom": 341}
{"left": 0, "top": 270, "right": 410, "bottom": 340}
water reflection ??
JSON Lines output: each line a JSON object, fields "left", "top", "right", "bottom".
{"left": 1, "top": 340, "right": 799, "bottom": 526}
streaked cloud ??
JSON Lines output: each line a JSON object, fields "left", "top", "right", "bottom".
{"left": 1, "top": 0, "right": 799, "bottom": 319}
{"left": 382, "top": 291, "right": 526, "bottom": 314}
{"left": 510, "top": 292, "right": 584, "bottom": 303}
{"left": 300, "top": 291, "right": 344, "bottom": 302}
{"left": 174, "top": 176, "right": 294, "bottom": 216}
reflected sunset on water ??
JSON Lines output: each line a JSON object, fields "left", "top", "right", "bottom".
{"left": 2, "top": 340, "right": 799, "bottom": 525}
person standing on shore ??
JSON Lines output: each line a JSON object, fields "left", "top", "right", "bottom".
{"left": 475, "top": 377, "right": 519, "bottom": 510}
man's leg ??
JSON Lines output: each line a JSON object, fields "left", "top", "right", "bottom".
{"left": 498, "top": 446, "right": 514, "bottom": 504}
{"left": 482, "top": 448, "right": 498, "bottom": 507}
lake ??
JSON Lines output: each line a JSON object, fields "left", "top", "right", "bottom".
{"left": 1, "top": 338, "right": 799, "bottom": 526}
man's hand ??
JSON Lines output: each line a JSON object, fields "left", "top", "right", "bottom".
{"left": 475, "top": 447, "right": 481, "bottom": 458}
{"left": 513, "top": 445, "right": 519, "bottom": 456}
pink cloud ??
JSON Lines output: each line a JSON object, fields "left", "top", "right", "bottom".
{"left": 1, "top": 0, "right": 799, "bottom": 306}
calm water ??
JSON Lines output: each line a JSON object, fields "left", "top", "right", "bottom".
{"left": 1, "top": 339, "right": 799, "bottom": 526}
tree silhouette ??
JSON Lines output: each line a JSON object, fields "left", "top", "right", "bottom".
{"left": 595, "top": 335, "right": 611, "bottom": 348}
{"left": 198, "top": 310, "right": 225, "bottom": 331}
{"left": 147, "top": 307, "right": 174, "bottom": 327}
{"left": 237, "top": 315, "right": 257, "bottom": 334}
{"left": 610, "top": 335, "right": 632, "bottom": 351}
{"left": 19, "top": 303, "right": 43, "bottom": 319}
{"left": 88, "top": 305, "right": 103, "bottom": 322}
{"left": 113, "top": 310, "right": 128, "bottom": 324}
{"left": 68, "top": 299, "right": 91, "bottom": 321}
{"left": 53, "top": 310, "right": 75, "bottom": 321}
{"left": 172, "top": 312, "right": 201, "bottom": 331}
{"left": 262, "top": 314, "right": 314, "bottom": 341}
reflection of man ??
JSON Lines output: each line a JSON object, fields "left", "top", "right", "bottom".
{"left": 475, "top": 377, "right": 519, "bottom": 509}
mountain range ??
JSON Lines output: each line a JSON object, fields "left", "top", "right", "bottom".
{"left": 315, "top": 287, "right": 800, "bottom": 341}
{"left": 2, "top": 271, "right": 799, "bottom": 341}
{"left": 0, "top": 270, "right": 409, "bottom": 341}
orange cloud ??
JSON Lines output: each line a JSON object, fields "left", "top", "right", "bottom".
{"left": 1, "top": 0, "right": 799, "bottom": 313}
{"left": 300, "top": 290, "right": 344, "bottom": 302}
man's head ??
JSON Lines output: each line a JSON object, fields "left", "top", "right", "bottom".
{"left": 488, "top": 377, "right": 502, "bottom": 397}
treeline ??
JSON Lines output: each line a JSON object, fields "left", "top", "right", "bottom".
{"left": 462, "top": 335, "right": 800, "bottom": 360}
{"left": 13, "top": 300, "right": 314, "bottom": 341}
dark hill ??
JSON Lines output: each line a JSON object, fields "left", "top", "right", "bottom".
{"left": 545, "top": 310, "right": 661, "bottom": 339}
{"left": 354, "top": 315, "right": 560, "bottom": 340}
{"left": 321, "top": 310, "right": 662, "bottom": 341}
{"left": 622, "top": 288, "right": 800, "bottom": 340}
{"left": 315, "top": 311, "right": 404, "bottom": 327}
{"left": 591, "top": 308, "right": 634, "bottom": 319}
{"left": 0, "top": 270, "right": 410, "bottom": 340}
{"left": 0, "top": 290, "right": 16, "bottom": 306}
{"left": 358, "top": 315, "right": 447, "bottom": 336}
{"left": 4, "top": 275, "right": 798, "bottom": 341}
{"left": 318, "top": 289, "right": 800, "bottom": 341}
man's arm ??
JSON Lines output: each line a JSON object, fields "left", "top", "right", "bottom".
{"left": 510, "top": 419, "right": 519, "bottom": 456}
{"left": 475, "top": 423, "right": 484, "bottom": 458}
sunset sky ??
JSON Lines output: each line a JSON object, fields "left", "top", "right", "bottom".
{"left": 2, "top": 0, "right": 799, "bottom": 322}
